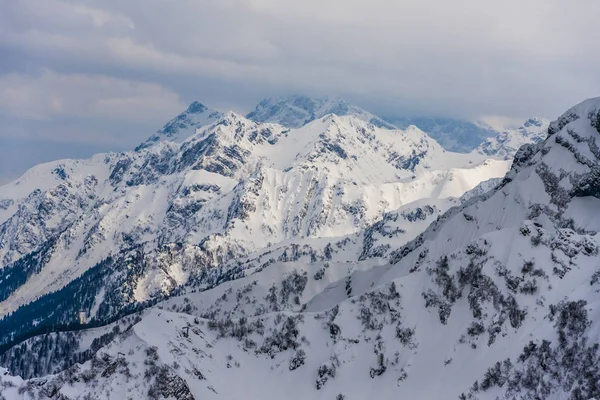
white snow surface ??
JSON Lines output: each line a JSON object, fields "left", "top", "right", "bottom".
{"left": 0, "top": 111, "right": 508, "bottom": 318}
{"left": 3, "top": 98, "right": 600, "bottom": 399}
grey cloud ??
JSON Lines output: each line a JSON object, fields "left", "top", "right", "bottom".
{"left": 0, "top": 70, "right": 184, "bottom": 122}
{"left": 0, "top": 0, "right": 599, "bottom": 178}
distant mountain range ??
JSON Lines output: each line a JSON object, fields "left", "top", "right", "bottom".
{"left": 246, "top": 95, "right": 549, "bottom": 158}
{"left": 389, "top": 116, "right": 498, "bottom": 153}
{"left": 246, "top": 95, "right": 396, "bottom": 130}
{"left": 474, "top": 117, "right": 549, "bottom": 160}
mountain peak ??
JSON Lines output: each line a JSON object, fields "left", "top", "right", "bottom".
{"left": 493, "top": 98, "right": 600, "bottom": 220}
{"left": 246, "top": 95, "right": 396, "bottom": 129}
{"left": 185, "top": 101, "right": 208, "bottom": 114}
{"left": 548, "top": 96, "right": 600, "bottom": 135}
{"left": 523, "top": 117, "right": 546, "bottom": 128}
{"left": 135, "top": 101, "right": 223, "bottom": 151}
{"left": 220, "top": 110, "right": 248, "bottom": 121}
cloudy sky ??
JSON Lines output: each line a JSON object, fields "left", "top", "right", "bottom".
{"left": 1, "top": 0, "right": 599, "bottom": 182}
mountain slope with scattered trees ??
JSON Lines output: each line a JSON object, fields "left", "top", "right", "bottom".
{"left": 1, "top": 96, "right": 599, "bottom": 399}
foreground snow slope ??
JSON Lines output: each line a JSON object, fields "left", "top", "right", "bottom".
{"left": 1, "top": 99, "right": 599, "bottom": 398}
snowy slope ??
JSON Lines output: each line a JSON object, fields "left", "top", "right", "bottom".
{"left": 247, "top": 95, "right": 396, "bottom": 129}
{"left": 1, "top": 99, "right": 599, "bottom": 399}
{"left": 474, "top": 117, "right": 550, "bottom": 160}
{"left": 0, "top": 110, "right": 507, "bottom": 352}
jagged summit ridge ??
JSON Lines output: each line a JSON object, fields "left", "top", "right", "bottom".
{"left": 135, "top": 95, "right": 547, "bottom": 162}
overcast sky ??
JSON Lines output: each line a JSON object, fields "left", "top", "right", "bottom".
{"left": 1, "top": 0, "right": 599, "bottom": 182}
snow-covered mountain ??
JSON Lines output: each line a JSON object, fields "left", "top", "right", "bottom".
{"left": 138, "top": 96, "right": 544, "bottom": 161}
{"left": 1, "top": 97, "right": 599, "bottom": 400}
{"left": 135, "top": 101, "right": 223, "bottom": 150}
{"left": 0, "top": 106, "right": 507, "bottom": 358}
{"left": 247, "top": 95, "right": 397, "bottom": 129}
{"left": 474, "top": 117, "right": 550, "bottom": 160}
